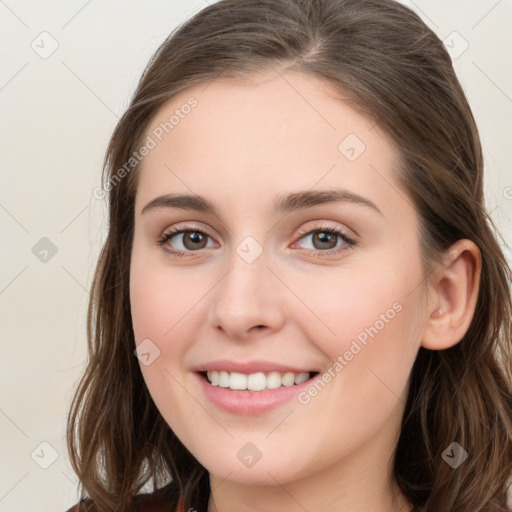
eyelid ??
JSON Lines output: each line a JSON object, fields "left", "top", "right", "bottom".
{"left": 293, "top": 221, "right": 355, "bottom": 239}
{"left": 162, "top": 221, "right": 216, "bottom": 237}
{"left": 158, "top": 221, "right": 356, "bottom": 258}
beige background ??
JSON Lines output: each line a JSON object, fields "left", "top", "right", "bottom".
{"left": 1, "top": 1, "right": 511, "bottom": 511}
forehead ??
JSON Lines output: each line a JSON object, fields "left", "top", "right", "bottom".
{"left": 135, "top": 70, "right": 403, "bottom": 214}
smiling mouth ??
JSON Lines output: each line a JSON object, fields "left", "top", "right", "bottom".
{"left": 199, "top": 370, "right": 320, "bottom": 392}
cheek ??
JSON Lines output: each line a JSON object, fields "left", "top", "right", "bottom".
{"left": 130, "top": 253, "right": 204, "bottom": 344}
{"left": 288, "top": 282, "right": 421, "bottom": 464}
{"left": 290, "top": 246, "right": 424, "bottom": 415}
{"left": 129, "top": 257, "right": 202, "bottom": 430}
{"left": 129, "top": 253, "right": 216, "bottom": 406}
{"left": 293, "top": 251, "right": 422, "bottom": 357}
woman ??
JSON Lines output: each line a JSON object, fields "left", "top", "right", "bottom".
{"left": 66, "top": 0, "right": 512, "bottom": 510}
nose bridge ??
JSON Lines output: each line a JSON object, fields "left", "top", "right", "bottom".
{"left": 221, "top": 228, "right": 270, "bottom": 297}
{"left": 220, "top": 244, "right": 271, "bottom": 311}
{"left": 207, "top": 239, "right": 283, "bottom": 337}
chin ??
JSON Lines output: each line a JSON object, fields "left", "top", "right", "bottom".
{"left": 192, "top": 442, "right": 311, "bottom": 487}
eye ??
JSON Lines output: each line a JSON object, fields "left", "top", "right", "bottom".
{"left": 293, "top": 225, "right": 356, "bottom": 257}
{"left": 157, "top": 227, "right": 217, "bottom": 256}
{"left": 157, "top": 224, "right": 356, "bottom": 259}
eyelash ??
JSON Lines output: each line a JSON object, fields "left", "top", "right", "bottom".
{"left": 157, "top": 225, "right": 356, "bottom": 259}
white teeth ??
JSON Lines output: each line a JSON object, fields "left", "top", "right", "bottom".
{"left": 218, "top": 371, "right": 230, "bottom": 387}
{"left": 229, "top": 372, "right": 247, "bottom": 390}
{"left": 294, "top": 372, "right": 309, "bottom": 384}
{"left": 281, "top": 372, "right": 295, "bottom": 386}
{"left": 206, "top": 370, "right": 311, "bottom": 391}
{"left": 266, "top": 371, "right": 282, "bottom": 389}
{"left": 209, "top": 371, "right": 220, "bottom": 386}
{"left": 247, "top": 372, "right": 267, "bottom": 391}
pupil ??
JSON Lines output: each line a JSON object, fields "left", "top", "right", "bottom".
{"left": 314, "top": 231, "right": 336, "bottom": 249}
{"left": 185, "top": 232, "right": 206, "bottom": 249}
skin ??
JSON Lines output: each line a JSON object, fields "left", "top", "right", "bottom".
{"left": 129, "top": 69, "right": 481, "bottom": 512}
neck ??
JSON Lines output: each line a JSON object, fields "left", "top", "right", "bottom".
{"left": 207, "top": 474, "right": 412, "bottom": 512}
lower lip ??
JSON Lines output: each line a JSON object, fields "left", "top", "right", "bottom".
{"left": 195, "top": 372, "right": 316, "bottom": 415}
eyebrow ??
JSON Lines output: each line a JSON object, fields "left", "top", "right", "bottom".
{"left": 140, "top": 189, "right": 383, "bottom": 217}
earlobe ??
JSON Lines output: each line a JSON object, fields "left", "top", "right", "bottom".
{"left": 421, "top": 239, "right": 481, "bottom": 351}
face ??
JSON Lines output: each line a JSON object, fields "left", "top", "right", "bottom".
{"left": 129, "top": 70, "right": 428, "bottom": 489}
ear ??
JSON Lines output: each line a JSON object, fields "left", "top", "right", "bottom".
{"left": 421, "top": 239, "right": 481, "bottom": 350}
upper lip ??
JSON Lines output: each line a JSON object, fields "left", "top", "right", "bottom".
{"left": 192, "top": 359, "right": 318, "bottom": 374}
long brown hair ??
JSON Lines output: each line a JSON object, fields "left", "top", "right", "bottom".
{"left": 67, "top": 0, "right": 512, "bottom": 510}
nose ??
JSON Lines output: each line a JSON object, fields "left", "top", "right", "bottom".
{"left": 207, "top": 250, "right": 285, "bottom": 341}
